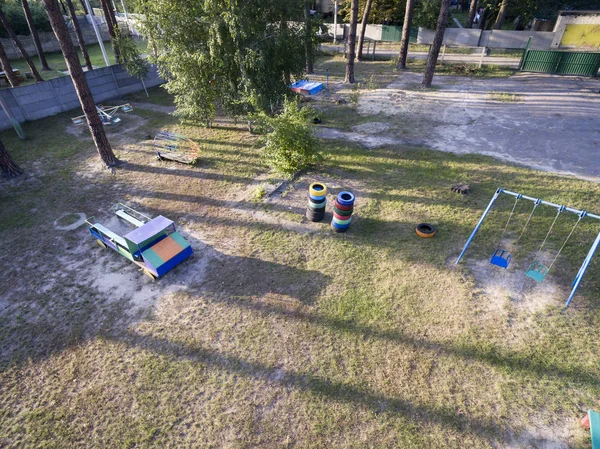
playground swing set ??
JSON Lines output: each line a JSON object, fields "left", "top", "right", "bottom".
{"left": 71, "top": 104, "right": 133, "bottom": 126}
{"left": 456, "top": 188, "right": 600, "bottom": 307}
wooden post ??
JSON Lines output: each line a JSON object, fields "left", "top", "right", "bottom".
{"left": 440, "top": 44, "right": 446, "bottom": 64}
{"left": 479, "top": 46, "right": 486, "bottom": 68}
{"left": 372, "top": 40, "right": 376, "bottom": 61}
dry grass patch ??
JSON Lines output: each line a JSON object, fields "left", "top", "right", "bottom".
{"left": 1, "top": 85, "right": 600, "bottom": 448}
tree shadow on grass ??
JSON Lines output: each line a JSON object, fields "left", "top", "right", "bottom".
{"left": 185, "top": 289, "right": 600, "bottom": 389}
{"left": 0, "top": 242, "right": 330, "bottom": 371}
{"left": 115, "top": 328, "right": 509, "bottom": 442}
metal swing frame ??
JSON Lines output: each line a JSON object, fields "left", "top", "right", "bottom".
{"left": 71, "top": 104, "right": 133, "bottom": 126}
{"left": 456, "top": 188, "right": 600, "bottom": 307}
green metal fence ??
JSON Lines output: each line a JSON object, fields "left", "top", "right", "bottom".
{"left": 380, "top": 26, "right": 418, "bottom": 43}
{"left": 520, "top": 49, "right": 600, "bottom": 77}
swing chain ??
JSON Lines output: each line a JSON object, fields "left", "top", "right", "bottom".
{"left": 515, "top": 198, "right": 541, "bottom": 245}
{"left": 502, "top": 194, "right": 522, "bottom": 236}
{"left": 548, "top": 210, "right": 587, "bottom": 271}
{"left": 536, "top": 205, "right": 566, "bottom": 256}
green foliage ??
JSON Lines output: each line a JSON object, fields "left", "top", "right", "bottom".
{"left": 113, "top": 30, "right": 148, "bottom": 79}
{"left": 135, "top": 0, "right": 317, "bottom": 124}
{"left": 251, "top": 184, "right": 267, "bottom": 201}
{"left": 260, "top": 99, "right": 319, "bottom": 176}
{"left": 0, "top": 0, "right": 52, "bottom": 38}
{"left": 339, "top": 0, "right": 408, "bottom": 25}
{"left": 349, "top": 83, "right": 361, "bottom": 104}
{"left": 414, "top": 0, "right": 444, "bottom": 29}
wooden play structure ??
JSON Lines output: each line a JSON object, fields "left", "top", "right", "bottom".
{"left": 86, "top": 204, "right": 193, "bottom": 279}
{"left": 72, "top": 104, "right": 133, "bottom": 126}
{"left": 153, "top": 131, "right": 200, "bottom": 165}
{"left": 457, "top": 188, "right": 600, "bottom": 307}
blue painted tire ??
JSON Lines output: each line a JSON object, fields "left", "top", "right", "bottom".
{"left": 331, "top": 220, "right": 351, "bottom": 229}
{"left": 331, "top": 225, "right": 348, "bottom": 233}
{"left": 331, "top": 222, "right": 350, "bottom": 232}
{"left": 309, "top": 193, "right": 327, "bottom": 202}
{"left": 337, "top": 191, "right": 355, "bottom": 207}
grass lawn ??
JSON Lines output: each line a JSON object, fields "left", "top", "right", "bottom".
{"left": 3, "top": 39, "right": 149, "bottom": 87}
{"left": 450, "top": 10, "right": 470, "bottom": 27}
{"left": 314, "top": 54, "right": 515, "bottom": 86}
{"left": 1, "top": 74, "right": 600, "bottom": 448}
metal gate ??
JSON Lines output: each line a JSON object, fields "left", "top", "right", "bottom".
{"left": 380, "top": 26, "right": 418, "bottom": 43}
{"left": 520, "top": 49, "right": 600, "bottom": 76}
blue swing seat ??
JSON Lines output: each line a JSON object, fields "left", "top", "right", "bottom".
{"left": 490, "top": 249, "right": 512, "bottom": 268}
{"left": 526, "top": 260, "right": 549, "bottom": 283}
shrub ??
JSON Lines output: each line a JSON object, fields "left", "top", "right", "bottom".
{"left": 261, "top": 99, "right": 319, "bottom": 176}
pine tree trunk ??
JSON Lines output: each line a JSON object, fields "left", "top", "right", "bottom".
{"left": 78, "top": 0, "right": 88, "bottom": 14}
{"left": 357, "top": 0, "right": 373, "bottom": 61}
{"left": 494, "top": 0, "right": 509, "bottom": 29}
{"left": 42, "top": 0, "right": 119, "bottom": 168}
{"left": 422, "top": 0, "right": 449, "bottom": 88}
{"left": 100, "top": 0, "right": 120, "bottom": 62}
{"left": 281, "top": 19, "right": 291, "bottom": 84}
{"left": 107, "top": 0, "right": 119, "bottom": 31}
{"left": 304, "top": 1, "right": 313, "bottom": 74}
{"left": 0, "top": 9, "right": 42, "bottom": 82}
{"left": 22, "top": 0, "right": 51, "bottom": 71}
{"left": 0, "top": 40, "right": 20, "bottom": 87}
{"left": 466, "top": 0, "right": 477, "bottom": 28}
{"left": 0, "top": 138, "right": 22, "bottom": 178}
{"left": 65, "top": 0, "right": 93, "bottom": 71}
{"left": 344, "top": 0, "right": 358, "bottom": 83}
{"left": 396, "top": 0, "right": 415, "bottom": 69}
{"left": 479, "top": 9, "right": 488, "bottom": 30}
{"left": 58, "top": 0, "right": 68, "bottom": 15}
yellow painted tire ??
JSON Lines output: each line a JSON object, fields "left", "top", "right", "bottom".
{"left": 309, "top": 182, "right": 327, "bottom": 197}
{"left": 415, "top": 223, "right": 436, "bottom": 238}
{"left": 96, "top": 239, "right": 107, "bottom": 248}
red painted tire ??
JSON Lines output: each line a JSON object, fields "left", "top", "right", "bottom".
{"left": 333, "top": 211, "right": 352, "bottom": 220}
{"left": 334, "top": 201, "right": 353, "bottom": 211}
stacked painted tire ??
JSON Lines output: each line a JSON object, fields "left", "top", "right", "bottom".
{"left": 332, "top": 191, "right": 355, "bottom": 233}
{"left": 307, "top": 182, "right": 327, "bottom": 222}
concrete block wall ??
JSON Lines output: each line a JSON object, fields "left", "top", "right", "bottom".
{"left": 1, "top": 24, "right": 114, "bottom": 60}
{"left": 418, "top": 28, "right": 481, "bottom": 46}
{"left": 325, "top": 24, "right": 383, "bottom": 41}
{"left": 480, "top": 30, "right": 555, "bottom": 49}
{"left": 0, "top": 64, "right": 163, "bottom": 131}
{"left": 417, "top": 27, "right": 555, "bottom": 50}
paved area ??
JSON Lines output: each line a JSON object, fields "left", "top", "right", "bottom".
{"left": 318, "top": 72, "right": 600, "bottom": 180}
